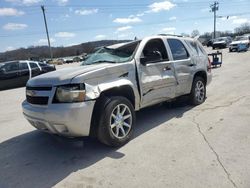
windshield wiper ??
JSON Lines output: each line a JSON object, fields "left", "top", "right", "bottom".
{"left": 92, "top": 60, "right": 117, "bottom": 64}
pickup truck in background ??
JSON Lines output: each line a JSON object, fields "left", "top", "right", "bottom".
{"left": 22, "top": 34, "right": 212, "bottom": 147}
{"left": 212, "top": 36, "right": 232, "bottom": 49}
{"left": 0, "top": 60, "right": 55, "bottom": 90}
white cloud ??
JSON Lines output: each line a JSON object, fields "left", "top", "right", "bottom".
{"left": 6, "top": 46, "right": 15, "bottom": 51}
{"left": 38, "top": 38, "right": 55, "bottom": 45}
{"left": 148, "top": 1, "right": 176, "bottom": 13}
{"left": 220, "top": 16, "right": 250, "bottom": 24}
{"left": 200, "top": 8, "right": 210, "bottom": 13}
{"left": 232, "top": 18, "right": 249, "bottom": 24}
{"left": 56, "top": 0, "right": 68, "bottom": 6}
{"left": 95, "top": 35, "right": 106, "bottom": 39}
{"left": 169, "top": 16, "right": 177, "bottom": 21}
{"left": 6, "top": 0, "right": 43, "bottom": 5}
{"left": 113, "top": 17, "right": 142, "bottom": 24}
{"left": 3, "top": 23, "right": 27, "bottom": 30}
{"left": 221, "top": 16, "right": 238, "bottom": 21}
{"left": 162, "top": 27, "right": 176, "bottom": 31}
{"left": 55, "top": 32, "right": 75, "bottom": 38}
{"left": 116, "top": 26, "right": 132, "bottom": 32}
{"left": 65, "top": 43, "right": 77, "bottom": 47}
{"left": 22, "top": 0, "right": 42, "bottom": 5}
{"left": 0, "top": 8, "right": 24, "bottom": 16}
{"left": 161, "top": 27, "right": 176, "bottom": 34}
{"left": 75, "top": 8, "right": 98, "bottom": 15}
{"left": 136, "top": 13, "right": 145, "bottom": 17}
{"left": 118, "top": 34, "right": 128, "bottom": 38}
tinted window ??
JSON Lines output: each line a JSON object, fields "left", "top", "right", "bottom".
{"left": 185, "top": 40, "right": 199, "bottom": 55}
{"left": 29, "top": 62, "right": 38, "bottom": 69}
{"left": 142, "top": 39, "right": 169, "bottom": 63}
{"left": 4, "top": 62, "right": 19, "bottom": 72}
{"left": 168, "top": 39, "right": 189, "bottom": 60}
{"left": 38, "top": 63, "right": 47, "bottom": 67}
{"left": 19, "top": 63, "right": 28, "bottom": 70}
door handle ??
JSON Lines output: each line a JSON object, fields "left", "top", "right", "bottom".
{"left": 163, "top": 66, "right": 171, "bottom": 71}
{"left": 189, "top": 63, "right": 196, "bottom": 67}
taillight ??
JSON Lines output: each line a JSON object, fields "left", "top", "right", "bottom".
{"left": 207, "top": 57, "right": 212, "bottom": 72}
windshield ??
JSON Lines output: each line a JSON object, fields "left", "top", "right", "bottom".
{"left": 215, "top": 38, "right": 227, "bottom": 42}
{"left": 234, "top": 36, "right": 248, "bottom": 41}
{"left": 81, "top": 41, "right": 140, "bottom": 65}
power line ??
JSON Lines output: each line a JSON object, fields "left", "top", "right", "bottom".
{"left": 1, "top": 10, "right": 250, "bottom": 38}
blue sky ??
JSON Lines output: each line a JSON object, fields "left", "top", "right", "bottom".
{"left": 0, "top": 0, "right": 250, "bottom": 52}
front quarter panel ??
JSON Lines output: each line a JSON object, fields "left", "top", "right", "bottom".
{"left": 71, "top": 61, "right": 140, "bottom": 110}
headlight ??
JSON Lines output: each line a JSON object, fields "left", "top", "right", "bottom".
{"left": 54, "top": 84, "right": 85, "bottom": 103}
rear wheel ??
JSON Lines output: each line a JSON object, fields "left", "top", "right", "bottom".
{"left": 189, "top": 77, "right": 206, "bottom": 105}
{"left": 97, "top": 96, "right": 135, "bottom": 147}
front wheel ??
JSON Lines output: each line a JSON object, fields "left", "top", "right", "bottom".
{"left": 189, "top": 77, "right": 206, "bottom": 105}
{"left": 97, "top": 96, "right": 135, "bottom": 147}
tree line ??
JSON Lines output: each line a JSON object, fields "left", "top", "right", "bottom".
{"left": 0, "top": 40, "right": 129, "bottom": 63}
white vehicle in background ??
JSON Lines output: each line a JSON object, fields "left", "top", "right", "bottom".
{"left": 229, "top": 35, "right": 250, "bottom": 52}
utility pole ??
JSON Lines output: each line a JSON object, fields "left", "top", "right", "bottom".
{"left": 41, "top": 5, "right": 53, "bottom": 59}
{"left": 210, "top": 1, "right": 219, "bottom": 39}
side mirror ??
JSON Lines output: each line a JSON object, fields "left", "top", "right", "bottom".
{"left": 140, "top": 50, "right": 162, "bottom": 65}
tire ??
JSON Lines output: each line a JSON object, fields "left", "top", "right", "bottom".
{"left": 229, "top": 48, "right": 232, "bottom": 52}
{"left": 189, "top": 77, "right": 206, "bottom": 105}
{"left": 97, "top": 96, "right": 135, "bottom": 147}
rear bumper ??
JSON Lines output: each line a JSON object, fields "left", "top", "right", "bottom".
{"left": 22, "top": 100, "right": 95, "bottom": 137}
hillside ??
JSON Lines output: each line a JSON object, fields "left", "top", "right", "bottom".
{"left": 0, "top": 40, "right": 130, "bottom": 62}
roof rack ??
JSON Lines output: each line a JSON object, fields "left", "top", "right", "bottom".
{"left": 158, "top": 34, "right": 184, "bottom": 37}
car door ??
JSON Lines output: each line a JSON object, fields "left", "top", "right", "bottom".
{"left": 137, "top": 38, "right": 177, "bottom": 108}
{"left": 29, "top": 62, "right": 41, "bottom": 77}
{"left": 166, "top": 38, "right": 194, "bottom": 96}
{"left": 19, "top": 62, "right": 30, "bottom": 86}
{"left": 0, "top": 62, "right": 19, "bottom": 90}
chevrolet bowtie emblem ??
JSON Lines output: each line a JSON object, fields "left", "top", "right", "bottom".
{"left": 26, "top": 90, "right": 36, "bottom": 97}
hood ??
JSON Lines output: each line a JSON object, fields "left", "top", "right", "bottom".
{"left": 213, "top": 41, "right": 226, "bottom": 44}
{"left": 27, "top": 63, "right": 113, "bottom": 86}
{"left": 230, "top": 40, "right": 249, "bottom": 45}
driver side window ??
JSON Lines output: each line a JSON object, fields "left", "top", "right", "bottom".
{"left": 141, "top": 39, "right": 169, "bottom": 64}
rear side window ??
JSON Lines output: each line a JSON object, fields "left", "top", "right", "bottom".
{"left": 185, "top": 40, "right": 199, "bottom": 55}
{"left": 29, "top": 62, "right": 38, "bottom": 69}
{"left": 38, "top": 63, "right": 47, "bottom": 67}
{"left": 197, "top": 44, "right": 206, "bottom": 55}
{"left": 185, "top": 40, "right": 206, "bottom": 56}
{"left": 19, "top": 63, "right": 28, "bottom": 70}
{"left": 167, "top": 39, "right": 189, "bottom": 60}
{"left": 4, "top": 62, "right": 19, "bottom": 72}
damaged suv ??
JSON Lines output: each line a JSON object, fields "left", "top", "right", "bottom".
{"left": 22, "top": 35, "right": 212, "bottom": 147}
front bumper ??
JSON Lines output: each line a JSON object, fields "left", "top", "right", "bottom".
{"left": 22, "top": 100, "right": 95, "bottom": 137}
{"left": 213, "top": 43, "right": 226, "bottom": 49}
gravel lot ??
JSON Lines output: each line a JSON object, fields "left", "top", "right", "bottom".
{"left": 0, "top": 48, "right": 250, "bottom": 188}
